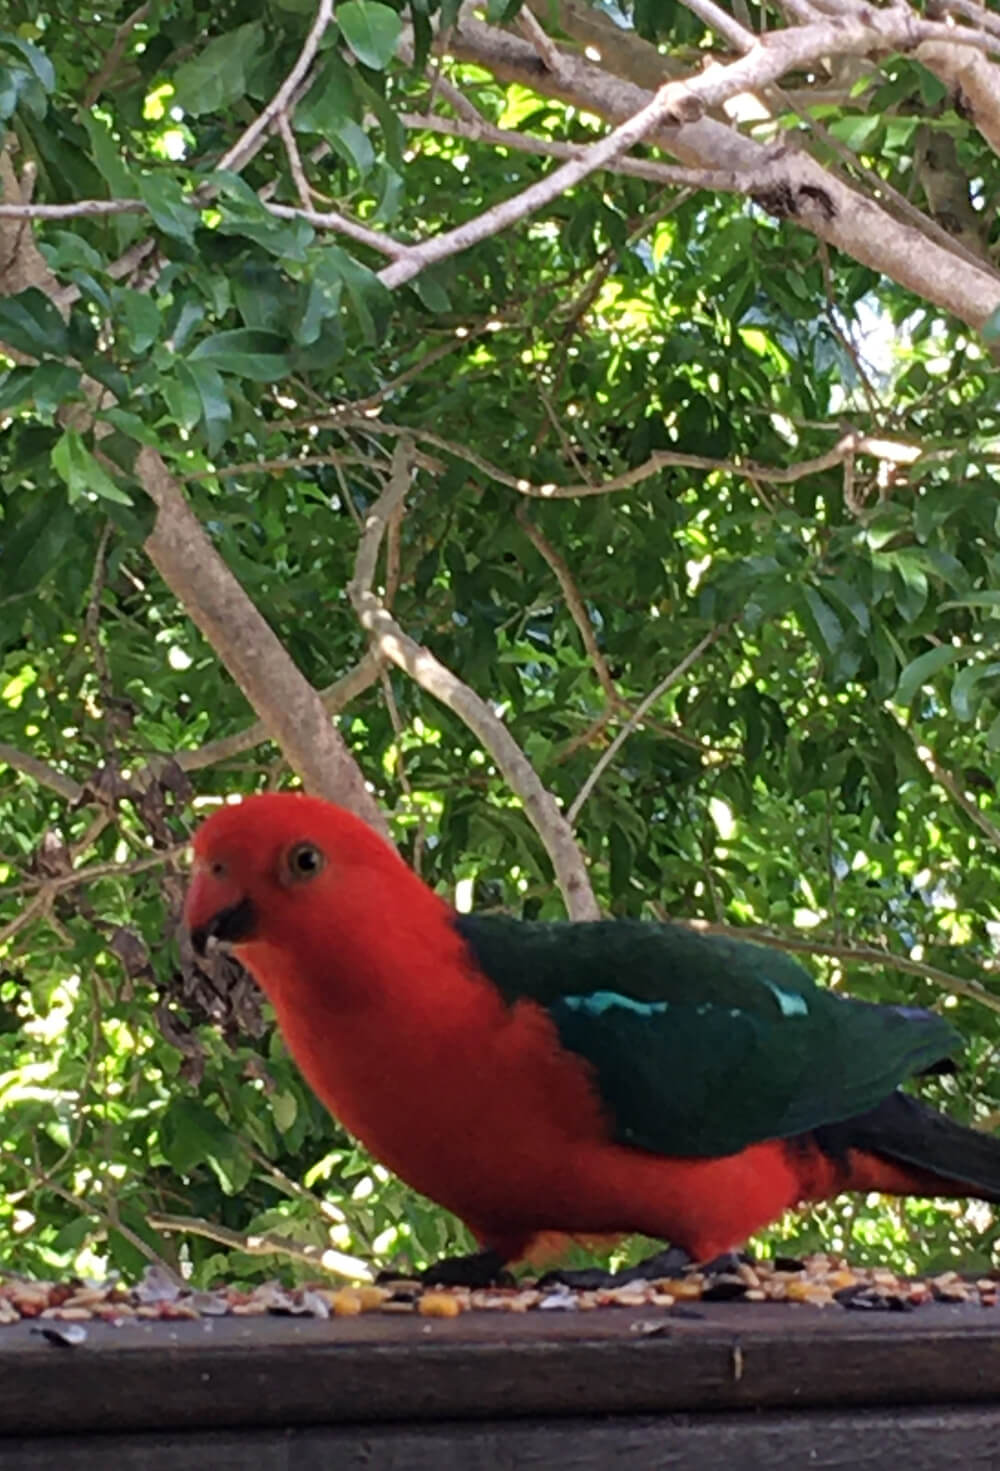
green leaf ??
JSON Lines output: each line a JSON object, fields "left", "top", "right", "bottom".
{"left": 184, "top": 361, "right": 231, "bottom": 453}
{"left": 0, "top": 287, "right": 68, "bottom": 357}
{"left": 30, "top": 361, "right": 81, "bottom": 417}
{"left": 173, "top": 21, "right": 267, "bottom": 116}
{"left": 940, "top": 592, "right": 1000, "bottom": 613}
{"left": 326, "top": 117, "right": 375, "bottom": 178}
{"left": 0, "top": 35, "right": 55, "bottom": 92}
{"left": 272, "top": 1091, "right": 298, "bottom": 1133}
{"left": 296, "top": 52, "right": 359, "bottom": 134}
{"left": 895, "top": 644, "right": 973, "bottom": 707}
{"left": 51, "top": 429, "right": 133, "bottom": 505}
{"left": 313, "top": 247, "right": 390, "bottom": 345}
{"left": 213, "top": 172, "right": 314, "bottom": 259}
{"left": 137, "top": 174, "right": 199, "bottom": 245}
{"left": 159, "top": 1097, "right": 250, "bottom": 1195}
{"left": 984, "top": 305, "right": 1000, "bottom": 346}
{"left": 80, "top": 112, "right": 141, "bottom": 200}
{"left": 800, "top": 586, "right": 844, "bottom": 656}
{"left": 951, "top": 661, "right": 1000, "bottom": 723}
{"left": 187, "top": 328, "right": 291, "bottom": 381}
{"left": 336, "top": 1, "right": 402, "bottom": 70}
{"left": 161, "top": 365, "right": 205, "bottom": 432}
{"left": 0, "top": 366, "right": 39, "bottom": 412}
{"left": 411, "top": 269, "right": 451, "bottom": 313}
{"left": 112, "top": 288, "right": 161, "bottom": 355}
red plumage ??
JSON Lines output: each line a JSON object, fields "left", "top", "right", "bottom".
{"left": 183, "top": 793, "right": 995, "bottom": 1270}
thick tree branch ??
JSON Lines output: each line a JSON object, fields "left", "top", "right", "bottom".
{"left": 446, "top": 16, "right": 1000, "bottom": 334}
{"left": 0, "top": 746, "right": 83, "bottom": 803}
{"left": 348, "top": 445, "right": 600, "bottom": 919}
{"left": 137, "top": 448, "right": 389, "bottom": 839}
{"left": 918, "top": 41, "right": 1000, "bottom": 158}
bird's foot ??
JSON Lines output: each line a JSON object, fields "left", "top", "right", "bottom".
{"left": 418, "top": 1249, "right": 515, "bottom": 1289}
{"left": 537, "top": 1246, "right": 754, "bottom": 1292}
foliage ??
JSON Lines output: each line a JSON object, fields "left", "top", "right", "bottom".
{"left": 1, "top": 0, "right": 1000, "bottom": 1286}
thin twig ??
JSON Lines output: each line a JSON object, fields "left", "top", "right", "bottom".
{"left": 215, "top": 0, "right": 336, "bottom": 176}
{"left": 569, "top": 624, "right": 731, "bottom": 823}
{"left": 661, "top": 913, "right": 1000, "bottom": 1018}
{"left": 148, "top": 1212, "right": 373, "bottom": 1282}
{"left": 517, "top": 510, "right": 617, "bottom": 701}
{"left": 82, "top": 1, "right": 151, "bottom": 107}
{"left": 348, "top": 443, "right": 600, "bottom": 919}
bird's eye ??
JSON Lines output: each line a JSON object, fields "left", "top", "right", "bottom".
{"left": 209, "top": 860, "right": 228, "bottom": 880}
{"left": 284, "top": 841, "right": 325, "bottom": 883}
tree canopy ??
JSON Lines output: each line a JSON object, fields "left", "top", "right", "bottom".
{"left": 2, "top": 0, "right": 1000, "bottom": 1286}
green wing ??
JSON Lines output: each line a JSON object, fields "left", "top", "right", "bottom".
{"left": 454, "top": 916, "right": 961, "bottom": 1157}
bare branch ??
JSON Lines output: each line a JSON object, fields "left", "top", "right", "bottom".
{"left": 517, "top": 510, "right": 617, "bottom": 702}
{"left": 569, "top": 624, "right": 732, "bottom": 823}
{"left": 174, "top": 653, "right": 382, "bottom": 774}
{"left": 82, "top": 3, "right": 151, "bottom": 107}
{"left": 0, "top": 745, "right": 83, "bottom": 803}
{"left": 918, "top": 40, "right": 1000, "bottom": 157}
{"left": 516, "top": 7, "right": 566, "bottom": 73}
{"left": 340, "top": 422, "right": 903, "bottom": 500}
{"left": 348, "top": 444, "right": 600, "bottom": 919}
{"left": 446, "top": 15, "right": 1000, "bottom": 333}
{"left": 215, "top": 0, "right": 336, "bottom": 177}
{"left": 666, "top": 915, "right": 1000, "bottom": 1018}
{"left": 265, "top": 201, "right": 410, "bottom": 259}
{"left": 147, "top": 1212, "right": 373, "bottom": 1282}
{"left": 137, "top": 447, "right": 390, "bottom": 839}
{"left": 892, "top": 716, "right": 1000, "bottom": 852}
{"left": 277, "top": 111, "right": 314, "bottom": 210}
{"left": 398, "top": 110, "right": 746, "bottom": 192}
{"left": 678, "top": 0, "right": 757, "bottom": 52}
{"left": 389, "top": 7, "right": 931, "bottom": 290}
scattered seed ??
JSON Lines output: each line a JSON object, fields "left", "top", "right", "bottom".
{"left": 419, "top": 1293, "right": 463, "bottom": 1318}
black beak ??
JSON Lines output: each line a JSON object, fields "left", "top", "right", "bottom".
{"left": 190, "top": 897, "right": 258, "bottom": 957}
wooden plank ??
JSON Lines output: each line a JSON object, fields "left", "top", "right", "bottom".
{"left": 1, "top": 1406, "right": 1000, "bottom": 1471}
{"left": 1, "top": 1303, "right": 1000, "bottom": 1436}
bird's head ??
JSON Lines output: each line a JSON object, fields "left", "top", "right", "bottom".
{"left": 184, "top": 793, "right": 405, "bottom": 963}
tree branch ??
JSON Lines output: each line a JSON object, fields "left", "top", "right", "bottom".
{"left": 348, "top": 444, "right": 600, "bottom": 919}
{"left": 917, "top": 40, "right": 1000, "bottom": 158}
{"left": 569, "top": 624, "right": 732, "bottom": 823}
{"left": 517, "top": 510, "right": 618, "bottom": 702}
{"left": 446, "top": 14, "right": 1000, "bottom": 334}
{"left": 0, "top": 745, "right": 83, "bottom": 803}
{"left": 215, "top": 0, "right": 336, "bottom": 177}
{"left": 663, "top": 914, "right": 1000, "bottom": 1018}
{"left": 173, "top": 653, "right": 382, "bottom": 774}
{"left": 147, "top": 1212, "right": 373, "bottom": 1282}
{"left": 137, "top": 447, "right": 389, "bottom": 839}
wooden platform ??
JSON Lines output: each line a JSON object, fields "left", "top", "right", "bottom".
{"left": 2, "top": 1301, "right": 1000, "bottom": 1467}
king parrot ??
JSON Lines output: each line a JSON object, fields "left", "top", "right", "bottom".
{"left": 184, "top": 792, "right": 1000, "bottom": 1285}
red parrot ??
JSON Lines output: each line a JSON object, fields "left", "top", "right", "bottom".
{"left": 184, "top": 792, "right": 1000, "bottom": 1286}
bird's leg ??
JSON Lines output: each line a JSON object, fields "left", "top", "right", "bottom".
{"left": 419, "top": 1248, "right": 515, "bottom": 1289}
{"left": 537, "top": 1244, "right": 696, "bottom": 1291}
{"left": 537, "top": 1246, "right": 754, "bottom": 1291}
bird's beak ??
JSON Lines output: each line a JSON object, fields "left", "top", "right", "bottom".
{"left": 185, "top": 870, "right": 259, "bottom": 957}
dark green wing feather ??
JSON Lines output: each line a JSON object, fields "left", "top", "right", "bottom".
{"left": 454, "top": 916, "right": 961, "bottom": 1157}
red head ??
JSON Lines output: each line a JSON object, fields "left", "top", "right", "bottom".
{"left": 184, "top": 794, "right": 439, "bottom": 998}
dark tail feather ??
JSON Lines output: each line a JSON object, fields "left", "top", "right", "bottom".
{"left": 814, "top": 1091, "right": 1000, "bottom": 1203}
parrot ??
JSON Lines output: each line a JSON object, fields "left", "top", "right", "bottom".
{"left": 184, "top": 791, "right": 1000, "bottom": 1287}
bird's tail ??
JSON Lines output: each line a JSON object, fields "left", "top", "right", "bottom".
{"left": 811, "top": 1091, "right": 1000, "bottom": 1204}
